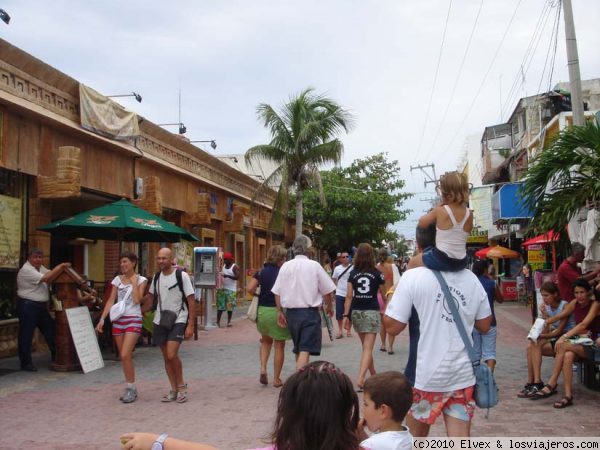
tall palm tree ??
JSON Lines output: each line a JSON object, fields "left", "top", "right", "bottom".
{"left": 245, "top": 88, "right": 353, "bottom": 237}
{"left": 521, "top": 119, "right": 600, "bottom": 238}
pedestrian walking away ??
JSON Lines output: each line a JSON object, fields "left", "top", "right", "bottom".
{"left": 95, "top": 251, "right": 147, "bottom": 403}
{"left": 145, "top": 247, "right": 196, "bottom": 403}
{"left": 271, "top": 235, "right": 336, "bottom": 369}
{"left": 246, "top": 245, "right": 290, "bottom": 388}
{"left": 332, "top": 251, "right": 353, "bottom": 339}
{"left": 16, "top": 248, "right": 70, "bottom": 372}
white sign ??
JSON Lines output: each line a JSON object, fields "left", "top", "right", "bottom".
{"left": 66, "top": 307, "right": 105, "bottom": 374}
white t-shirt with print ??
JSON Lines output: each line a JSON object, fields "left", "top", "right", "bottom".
{"left": 360, "top": 428, "right": 413, "bottom": 450}
{"left": 332, "top": 264, "right": 353, "bottom": 297}
{"left": 149, "top": 270, "right": 195, "bottom": 325}
{"left": 386, "top": 267, "right": 491, "bottom": 392}
{"left": 111, "top": 275, "right": 148, "bottom": 317}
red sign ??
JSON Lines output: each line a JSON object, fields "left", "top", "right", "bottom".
{"left": 501, "top": 279, "right": 518, "bottom": 301}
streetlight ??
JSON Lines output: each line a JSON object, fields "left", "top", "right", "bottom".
{"left": 0, "top": 9, "right": 10, "bottom": 24}
{"left": 190, "top": 140, "right": 217, "bottom": 150}
{"left": 157, "top": 122, "right": 187, "bottom": 134}
{"left": 107, "top": 92, "right": 142, "bottom": 103}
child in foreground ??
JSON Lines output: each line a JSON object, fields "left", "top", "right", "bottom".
{"left": 358, "top": 371, "right": 414, "bottom": 450}
{"left": 121, "top": 361, "right": 362, "bottom": 450}
{"left": 414, "top": 171, "right": 472, "bottom": 271}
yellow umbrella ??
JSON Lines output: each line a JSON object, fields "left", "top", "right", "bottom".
{"left": 485, "top": 245, "right": 520, "bottom": 259}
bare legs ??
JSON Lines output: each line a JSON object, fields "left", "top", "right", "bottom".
{"left": 357, "top": 332, "right": 376, "bottom": 388}
{"left": 260, "top": 335, "right": 273, "bottom": 377}
{"left": 407, "top": 413, "right": 470, "bottom": 438}
{"left": 259, "top": 336, "right": 285, "bottom": 386}
{"left": 114, "top": 333, "right": 139, "bottom": 383}
{"left": 160, "top": 341, "right": 184, "bottom": 391}
{"left": 528, "top": 340, "right": 554, "bottom": 384}
{"left": 295, "top": 351, "right": 310, "bottom": 370}
{"left": 379, "top": 316, "right": 387, "bottom": 351}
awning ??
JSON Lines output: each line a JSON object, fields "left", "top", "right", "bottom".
{"left": 522, "top": 231, "right": 558, "bottom": 248}
{"left": 491, "top": 182, "right": 533, "bottom": 223}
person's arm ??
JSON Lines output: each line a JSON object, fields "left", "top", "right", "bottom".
{"left": 545, "top": 300, "right": 576, "bottom": 325}
{"left": 383, "top": 316, "right": 407, "bottom": 336}
{"left": 474, "top": 315, "right": 493, "bottom": 334}
{"left": 323, "top": 291, "right": 334, "bottom": 317}
{"left": 134, "top": 278, "right": 148, "bottom": 305}
{"left": 494, "top": 281, "right": 504, "bottom": 304}
{"left": 275, "top": 294, "right": 287, "bottom": 328}
{"left": 184, "top": 294, "right": 196, "bottom": 339}
{"left": 539, "top": 316, "right": 569, "bottom": 339}
{"left": 40, "top": 262, "right": 71, "bottom": 283}
{"left": 557, "top": 301, "right": 600, "bottom": 342}
{"left": 417, "top": 206, "right": 439, "bottom": 229}
{"left": 246, "top": 277, "right": 259, "bottom": 296}
{"left": 343, "top": 283, "right": 353, "bottom": 331}
{"left": 121, "top": 433, "right": 218, "bottom": 450}
{"left": 95, "top": 281, "right": 118, "bottom": 333}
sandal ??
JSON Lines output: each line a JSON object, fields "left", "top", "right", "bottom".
{"left": 259, "top": 373, "right": 268, "bottom": 385}
{"left": 530, "top": 383, "right": 557, "bottom": 400}
{"left": 273, "top": 379, "right": 283, "bottom": 388}
{"left": 335, "top": 334, "right": 343, "bottom": 339}
{"left": 553, "top": 396, "right": 573, "bottom": 409}
{"left": 379, "top": 347, "right": 387, "bottom": 352}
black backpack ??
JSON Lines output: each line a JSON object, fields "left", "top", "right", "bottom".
{"left": 152, "top": 269, "right": 188, "bottom": 311}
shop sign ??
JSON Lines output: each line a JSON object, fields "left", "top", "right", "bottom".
{"left": 467, "top": 229, "right": 488, "bottom": 244}
{"left": 0, "top": 194, "right": 22, "bottom": 269}
{"left": 66, "top": 306, "right": 104, "bottom": 374}
{"left": 528, "top": 249, "right": 546, "bottom": 263}
{"left": 501, "top": 279, "right": 518, "bottom": 300}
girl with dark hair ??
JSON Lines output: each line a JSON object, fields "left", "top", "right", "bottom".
{"left": 120, "top": 361, "right": 361, "bottom": 450}
{"left": 96, "top": 252, "right": 147, "bottom": 403}
{"left": 531, "top": 278, "right": 600, "bottom": 408}
{"left": 343, "top": 243, "right": 386, "bottom": 390}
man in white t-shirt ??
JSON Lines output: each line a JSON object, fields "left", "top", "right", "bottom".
{"left": 331, "top": 251, "right": 353, "bottom": 338}
{"left": 146, "top": 247, "right": 196, "bottom": 403}
{"left": 384, "top": 268, "right": 492, "bottom": 437}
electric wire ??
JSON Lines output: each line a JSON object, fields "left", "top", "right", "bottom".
{"left": 545, "top": 1, "right": 562, "bottom": 93}
{"left": 425, "top": 0, "right": 484, "bottom": 162}
{"left": 446, "top": 0, "right": 524, "bottom": 154}
{"left": 535, "top": 3, "right": 562, "bottom": 99}
{"left": 413, "top": 0, "right": 454, "bottom": 165}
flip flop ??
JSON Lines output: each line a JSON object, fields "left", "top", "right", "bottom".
{"left": 273, "top": 380, "right": 283, "bottom": 388}
{"left": 530, "top": 383, "right": 557, "bottom": 400}
{"left": 259, "top": 373, "right": 268, "bottom": 385}
{"left": 379, "top": 347, "right": 387, "bottom": 352}
{"left": 335, "top": 334, "right": 343, "bottom": 339}
{"left": 388, "top": 351, "right": 395, "bottom": 355}
{"left": 553, "top": 396, "right": 573, "bottom": 409}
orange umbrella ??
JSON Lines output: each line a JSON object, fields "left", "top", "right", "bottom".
{"left": 475, "top": 245, "right": 520, "bottom": 259}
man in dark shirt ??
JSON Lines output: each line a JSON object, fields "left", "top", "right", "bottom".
{"left": 557, "top": 242, "right": 599, "bottom": 302}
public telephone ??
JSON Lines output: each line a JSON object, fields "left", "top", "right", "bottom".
{"left": 193, "top": 247, "right": 219, "bottom": 287}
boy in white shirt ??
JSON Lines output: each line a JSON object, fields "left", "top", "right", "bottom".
{"left": 358, "top": 371, "right": 413, "bottom": 450}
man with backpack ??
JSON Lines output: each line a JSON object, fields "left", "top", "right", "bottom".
{"left": 146, "top": 247, "right": 196, "bottom": 403}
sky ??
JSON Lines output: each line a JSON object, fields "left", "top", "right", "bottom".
{"left": 2, "top": 0, "right": 599, "bottom": 239}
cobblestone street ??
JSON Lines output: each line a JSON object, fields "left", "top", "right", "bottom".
{"left": 0, "top": 302, "right": 598, "bottom": 449}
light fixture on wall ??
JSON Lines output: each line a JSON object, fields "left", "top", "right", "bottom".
{"left": 190, "top": 140, "right": 217, "bottom": 150}
{"left": 157, "top": 122, "right": 187, "bottom": 134}
{"left": 107, "top": 92, "right": 142, "bottom": 103}
{"left": 0, "top": 9, "right": 10, "bottom": 24}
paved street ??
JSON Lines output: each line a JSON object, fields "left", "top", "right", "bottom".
{"left": 0, "top": 302, "right": 598, "bottom": 449}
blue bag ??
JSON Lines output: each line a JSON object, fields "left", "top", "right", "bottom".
{"left": 431, "top": 270, "right": 498, "bottom": 411}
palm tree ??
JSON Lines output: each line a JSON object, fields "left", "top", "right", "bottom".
{"left": 521, "top": 119, "right": 600, "bottom": 238}
{"left": 245, "top": 88, "right": 353, "bottom": 237}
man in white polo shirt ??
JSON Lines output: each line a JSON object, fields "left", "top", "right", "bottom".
{"left": 272, "top": 235, "right": 336, "bottom": 369}
{"left": 17, "top": 248, "right": 70, "bottom": 371}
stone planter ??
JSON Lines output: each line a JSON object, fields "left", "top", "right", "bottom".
{"left": 0, "top": 318, "right": 18, "bottom": 358}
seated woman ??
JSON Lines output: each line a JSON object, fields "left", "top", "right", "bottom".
{"left": 531, "top": 279, "right": 600, "bottom": 408}
{"left": 517, "top": 281, "right": 574, "bottom": 398}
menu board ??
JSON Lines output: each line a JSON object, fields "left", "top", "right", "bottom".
{"left": 66, "top": 307, "right": 105, "bottom": 374}
{"left": 0, "top": 194, "right": 22, "bottom": 269}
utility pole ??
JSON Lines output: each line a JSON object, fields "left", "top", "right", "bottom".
{"left": 410, "top": 163, "right": 438, "bottom": 189}
{"left": 562, "top": 0, "right": 584, "bottom": 126}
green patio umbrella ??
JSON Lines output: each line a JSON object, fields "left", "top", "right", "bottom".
{"left": 38, "top": 199, "right": 199, "bottom": 242}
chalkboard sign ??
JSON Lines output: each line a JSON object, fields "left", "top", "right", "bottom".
{"left": 66, "top": 306, "right": 104, "bottom": 373}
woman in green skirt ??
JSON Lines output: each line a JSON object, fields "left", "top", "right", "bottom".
{"left": 246, "top": 245, "right": 290, "bottom": 388}
{"left": 246, "top": 245, "right": 291, "bottom": 387}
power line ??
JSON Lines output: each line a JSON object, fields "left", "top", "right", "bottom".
{"left": 446, "top": 0, "right": 524, "bottom": 153}
{"left": 426, "top": 0, "right": 484, "bottom": 161}
{"left": 535, "top": 3, "right": 562, "bottom": 98}
{"left": 413, "top": 0, "right": 454, "bottom": 164}
{"left": 545, "top": 2, "right": 562, "bottom": 93}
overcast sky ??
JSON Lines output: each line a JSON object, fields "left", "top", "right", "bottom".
{"left": 2, "top": 0, "right": 599, "bottom": 239}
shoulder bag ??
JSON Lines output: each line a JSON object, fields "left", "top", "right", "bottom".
{"left": 247, "top": 285, "right": 260, "bottom": 323}
{"left": 430, "top": 270, "right": 498, "bottom": 412}
{"left": 156, "top": 276, "right": 178, "bottom": 330}
{"left": 109, "top": 282, "right": 132, "bottom": 322}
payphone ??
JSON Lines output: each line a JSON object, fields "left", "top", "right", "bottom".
{"left": 193, "top": 247, "right": 220, "bottom": 329}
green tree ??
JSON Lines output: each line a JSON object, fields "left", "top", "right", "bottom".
{"left": 245, "top": 88, "right": 353, "bottom": 236}
{"left": 302, "top": 153, "right": 412, "bottom": 252}
{"left": 521, "top": 120, "right": 600, "bottom": 239}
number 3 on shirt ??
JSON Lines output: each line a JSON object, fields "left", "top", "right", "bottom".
{"left": 356, "top": 277, "right": 370, "bottom": 294}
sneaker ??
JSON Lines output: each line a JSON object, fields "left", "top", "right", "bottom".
{"left": 161, "top": 390, "right": 177, "bottom": 402}
{"left": 121, "top": 387, "right": 137, "bottom": 403}
{"left": 176, "top": 384, "right": 188, "bottom": 403}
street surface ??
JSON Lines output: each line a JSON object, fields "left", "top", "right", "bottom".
{"left": 0, "top": 303, "right": 598, "bottom": 449}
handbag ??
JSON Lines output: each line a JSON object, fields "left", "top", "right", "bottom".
{"left": 109, "top": 283, "right": 132, "bottom": 321}
{"left": 157, "top": 277, "right": 178, "bottom": 330}
{"left": 247, "top": 295, "right": 259, "bottom": 323}
{"left": 430, "top": 270, "right": 498, "bottom": 411}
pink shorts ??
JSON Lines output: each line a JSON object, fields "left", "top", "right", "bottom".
{"left": 112, "top": 315, "right": 142, "bottom": 336}
{"left": 409, "top": 386, "right": 475, "bottom": 425}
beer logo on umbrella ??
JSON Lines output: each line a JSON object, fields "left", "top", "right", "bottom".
{"left": 87, "top": 215, "right": 118, "bottom": 225}
{"left": 132, "top": 217, "right": 162, "bottom": 229}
